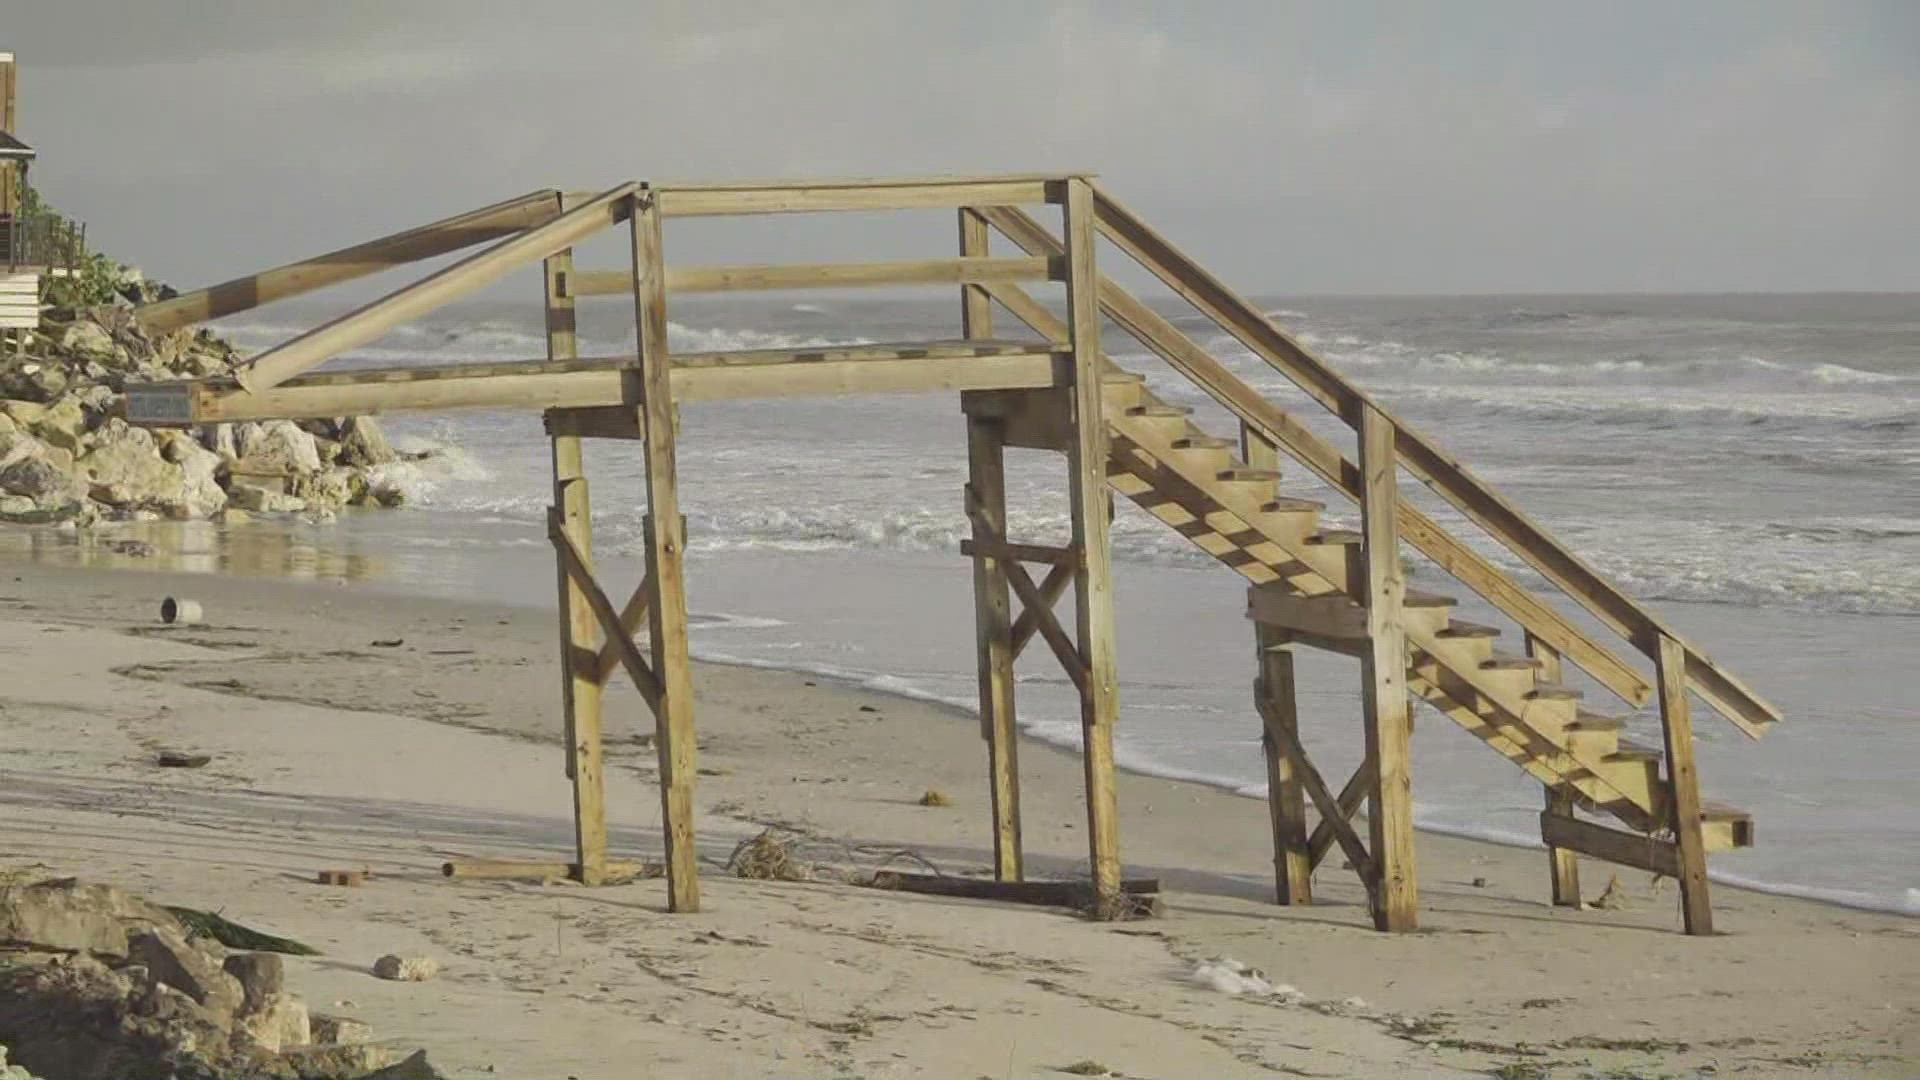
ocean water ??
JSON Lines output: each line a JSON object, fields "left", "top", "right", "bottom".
{"left": 190, "top": 290, "right": 1919, "bottom": 915}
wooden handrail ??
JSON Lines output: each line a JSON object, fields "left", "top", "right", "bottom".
{"left": 974, "top": 208, "right": 1651, "bottom": 708}
{"left": 1082, "top": 185, "right": 1781, "bottom": 737}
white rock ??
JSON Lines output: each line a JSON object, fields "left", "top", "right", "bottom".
{"left": 237, "top": 992, "right": 311, "bottom": 1053}
{"left": 236, "top": 419, "right": 321, "bottom": 476}
{"left": 310, "top": 1013, "right": 373, "bottom": 1044}
{"left": 371, "top": 954, "right": 439, "bottom": 982}
{"left": 60, "top": 320, "right": 116, "bottom": 358}
{"left": 227, "top": 483, "right": 307, "bottom": 514}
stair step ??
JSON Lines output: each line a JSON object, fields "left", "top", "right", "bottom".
{"left": 1481, "top": 652, "right": 1545, "bottom": 672}
{"left": 1306, "top": 529, "right": 1362, "bottom": 545}
{"left": 1102, "top": 369, "right": 1147, "bottom": 384}
{"left": 1126, "top": 403, "right": 1190, "bottom": 418}
{"left": 1405, "top": 589, "right": 1458, "bottom": 609}
{"left": 1607, "top": 737, "right": 1663, "bottom": 764}
{"left": 1437, "top": 620, "right": 1501, "bottom": 640}
{"left": 1524, "top": 683, "right": 1583, "bottom": 701}
{"left": 1171, "top": 435, "right": 1236, "bottom": 450}
{"left": 1259, "top": 497, "right": 1325, "bottom": 515}
{"left": 1218, "top": 467, "right": 1283, "bottom": 483}
{"left": 1567, "top": 711, "right": 1626, "bottom": 732}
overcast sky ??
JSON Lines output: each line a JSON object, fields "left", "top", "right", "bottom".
{"left": 4, "top": 0, "right": 1917, "bottom": 294}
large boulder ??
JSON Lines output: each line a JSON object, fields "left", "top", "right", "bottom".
{"left": 337, "top": 417, "right": 395, "bottom": 467}
{"left": 157, "top": 433, "right": 227, "bottom": 519}
{"left": 127, "top": 926, "right": 242, "bottom": 1017}
{"left": 59, "top": 321, "right": 116, "bottom": 360}
{"left": 0, "top": 879, "right": 182, "bottom": 959}
{"left": 235, "top": 420, "right": 322, "bottom": 478}
{"left": 20, "top": 395, "right": 88, "bottom": 455}
{"left": 76, "top": 422, "right": 185, "bottom": 512}
{"left": 227, "top": 483, "right": 306, "bottom": 515}
{"left": 0, "top": 457, "right": 69, "bottom": 501}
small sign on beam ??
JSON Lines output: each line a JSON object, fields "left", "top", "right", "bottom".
{"left": 124, "top": 383, "right": 196, "bottom": 426}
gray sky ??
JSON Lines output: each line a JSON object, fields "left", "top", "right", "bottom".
{"left": 5, "top": 0, "right": 1917, "bottom": 294}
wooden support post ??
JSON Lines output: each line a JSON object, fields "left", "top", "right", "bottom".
{"left": 1062, "top": 178, "right": 1124, "bottom": 911}
{"left": 1359, "top": 405, "right": 1417, "bottom": 931}
{"left": 962, "top": 208, "right": 1024, "bottom": 882}
{"left": 1657, "top": 634, "right": 1714, "bottom": 935}
{"left": 630, "top": 188, "right": 701, "bottom": 913}
{"left": 545, "top": 246, "right": 607, "bottom": 886}
{"left": 1244, "top": 423, "right": 1309, "bottom": 903}
{"left": 1528, "top": 633, "right": 1581, "bottom": 906}
{"left": 1254, "top": 624, "right": 1313, "bottom": 904}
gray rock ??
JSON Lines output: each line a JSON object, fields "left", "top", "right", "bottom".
{"left": 284, "top": 1042, "right": 402, "bottom": 1079}
{"left": 0, "top": 494, "right": 35, "bottom": 517}
{"left": 364, "top": 1049, "right": 447, "bottom": 1079}
{"left": 0, "top": 878, "right": 182, "bottom": 958}
{"left": 0, "top": 457, "right": 68, "bottom": 500}
{"left": 127, "top": 926, "right": 243, "bottom": 1016}
{"left": 222, "top": 951, "right": 284, "bottom": 1013}
{"left": 77, "top": 421, "right": 186, "bottom": 511}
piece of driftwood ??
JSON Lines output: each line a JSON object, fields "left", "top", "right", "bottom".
{"left": 866, "top": 871, "right": 1160, "bottom": 915}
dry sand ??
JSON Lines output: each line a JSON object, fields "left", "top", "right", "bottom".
{"left": 1, "top": 557, "right": 1914, "bottom": 1078}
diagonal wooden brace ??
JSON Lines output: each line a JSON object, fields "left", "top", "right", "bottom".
{"left": 1011, "top": 561, "right": 1073, "bottom": 659}
{"left": 1308, "top": 757, "right": 1372, "bottom": 869}
{"left": 549, "top": 509, "right": 664, "bottom": 712}
{"left": 1259, "top": 698, "right": 1376, "bottom": 890}
{"left": 594, "top": 573, "right": 653, "bottom": 685}
{"left": 963, "top": 497, "right": 1090, "bottom": 694}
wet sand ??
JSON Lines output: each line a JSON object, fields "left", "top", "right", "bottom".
{"left": 1, "top": 554, "right": 1914, "bottom": 1078}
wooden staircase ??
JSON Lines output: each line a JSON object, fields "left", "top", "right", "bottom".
{"left": 956, "top": 184, "right": 1781, "bottom": 934}
{"left": 1101, "top": 375, "right": 1753, "bottom": 852}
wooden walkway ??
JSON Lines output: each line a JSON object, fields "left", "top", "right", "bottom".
{"left": 125, "top": 174, "right": 1780, "bottom": 934}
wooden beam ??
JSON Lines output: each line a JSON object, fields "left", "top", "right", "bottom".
{"left": 1657, "top": 634, "right": 1714, "bottom": 935}
{"left": 1248, "top": 587, "right": 1368, "bottom": 641}
{"left": 631, "top": 189, "right": 701, "bottom": 914}
{"left": 959, "top": 537, "right": 1076, "bottom": 566}
{"left": 545, "top": 405, "right": 644, "bottom": 440}
{"left": 570, "top": 255, "right": 1057, "bottom": 296}
{"left": 134, "top": 189, "right": 565, "bottom": 333}
{"left": 867, "top": 871, "right": 1158, "bottom": 911}
{"left": 654, "top": 174, "right": 1066, "bottom": 216}
{"left": 1062, "top": 178, "right": 1124, "bottom": 913}
{"left": 1538, "top": 812, "right": 1680, "bottom": 878}
{"left": 974, "top": 206, "right": 1654, "bottom": 712}
{"left": 544, "top": 244, "right": 607, "bottom": 887}
{"left": 232, "top": 182, "right": 638, "bottom": 393}
{"left": 1255, "top": 626, "right": 1313, "bottom": 905}
{"left": 548, "top": 510, "right": 664, "bottom": 712}
{"left": 966, "top": 426, "right": 1024, "bottom": 883}
{"left": 1001, "top": 552, "right": 1089, "bottom": 697}
{"left": 1088, "top": 183, "right": 1779, "bottom": 740}
{"left": 441, "top": 857, "right": 651, "bottom": 881}
{"left": 1359, "top": 405, "right": 1417, "bottom": 932}
{"left": 139, "top": 341, "right": 1070, "bottom": 424}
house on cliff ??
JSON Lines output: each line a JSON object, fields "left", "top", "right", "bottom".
{"left": 2, "top": 51, "right": 86, "bottom": 342}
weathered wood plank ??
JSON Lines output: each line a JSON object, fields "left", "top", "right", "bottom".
{"left": 232, "top": 183, "right": 637, "bottom": 393}
{"left": 631, "top": 188, "right": 701, "bottom": 914}
{"left": 135, "top": 190, "right": 565, "bottom": 333}
{"left": 867, "top": 871, "right": 1158, "bottom": 911}
{"left": 1255, "top": 625, "right": 1312, "bottom": 904}
{"left": 548, "top": 510, "right": 663, "bottom": 712}
{"left": 1359, "top": 405, "right": 1417, "bottom": 932}
{"left": 1062, "top": 178, "right": 1124, "bottom": 913}
{"left": 1529, "top": 633, "right": 1582, "bottom": 907}
{"left": 570, "top": 255, "right": 1056, "bottom": 296}
{"left": 156, "top": 342, "right": 1069, "bottom": 423}
{"left": 1657, "top": 634, "right": 1714, "bottom": 934}
{"left": 1263, "top": 699, "right": 1376, "bottom": 887}
{"left": 1247, "top": 587, "right": 1368, "bottom": 640}
{"left": 1538, "top": 812, "right": 1681, "bottom": 878}
{"left": 656, "top": 175, "right": 1062, "bottom": 216}
{"left": 966, "top": 420, "right": 1024, "bottom": 883}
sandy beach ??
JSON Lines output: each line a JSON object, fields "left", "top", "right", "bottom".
{"left": 1, "top": 554, "right": 1914, "bottom": 1079}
